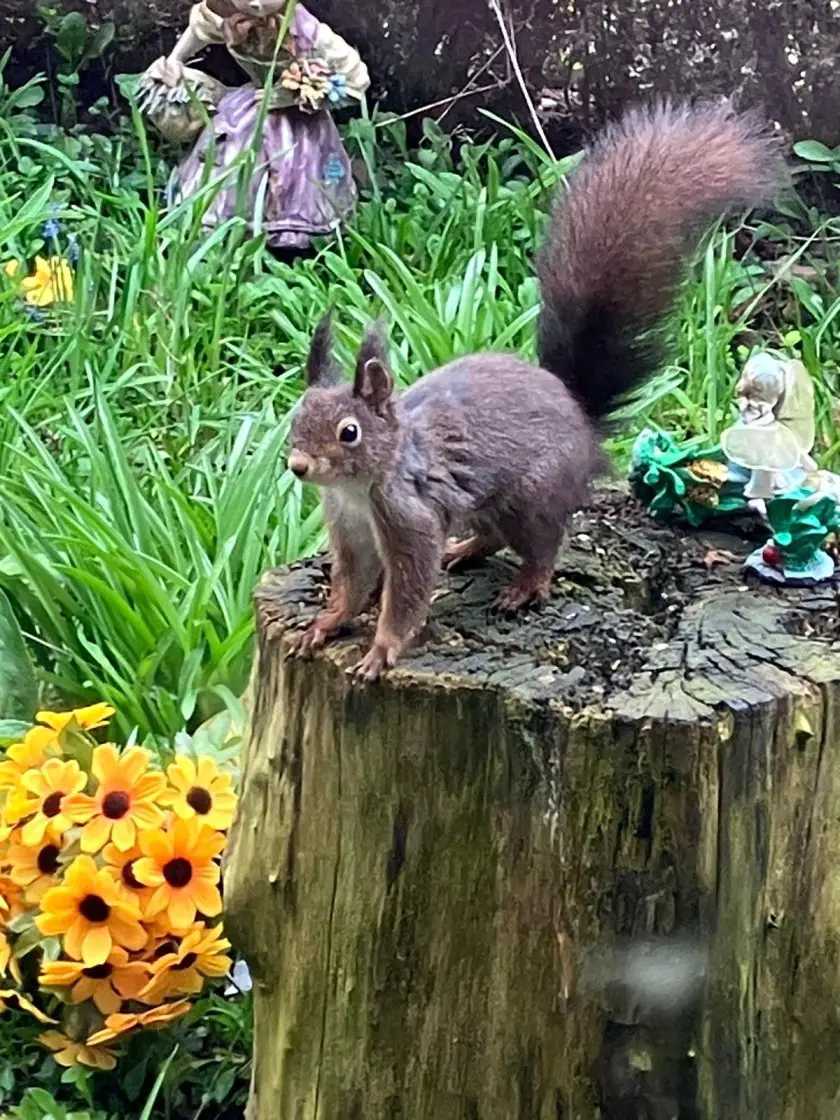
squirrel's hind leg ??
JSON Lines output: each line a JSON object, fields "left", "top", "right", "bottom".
{"left": 442, "top": 526, "right": 505, "bottom": 571}
{"left": 495, "top": 508, "right": 567, "bottom": 613}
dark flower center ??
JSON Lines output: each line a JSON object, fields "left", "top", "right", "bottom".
{"left": 153, "top": 940, "right": 178, "bottom": 960}
{"left": 79, "top": 894, "right": 111, "bottom": 924}
{"left": 42, "top": 792, "right": 64, "bottom": 818}
{"left": 122, "top": 860, "right": 143, "bottom": 891}
{"left": 186, "top": 786, "right": 212, "bottom": 815}
{"left": 163, "top": 857, "right": 193, "bottom": 889}
{"left": 37, "top": 845, "right": 61, "bottom": 875}
{"left": 173, "top": 952, "right": 198, "bottom": 971}
{"left": 102, "top": 791, "right": 131, "bottom": 820}
{"left": 83, "top": 962, "right": 113, "bottom": 980}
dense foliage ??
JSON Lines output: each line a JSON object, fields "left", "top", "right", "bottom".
{"left": 0, "top": 47, "right": 838, "bottom": 1117}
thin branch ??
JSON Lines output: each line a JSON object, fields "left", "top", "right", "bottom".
{"left": 488, "top": 0, "right": 555, "bottom": 160}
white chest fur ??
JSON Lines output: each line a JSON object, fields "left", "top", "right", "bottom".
{"left": 326, "top": 483, "right": 384, "bottom": 562}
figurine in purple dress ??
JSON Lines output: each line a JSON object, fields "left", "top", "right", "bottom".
{"left": 138, "top": 0, "right": 370, "bottom": 250}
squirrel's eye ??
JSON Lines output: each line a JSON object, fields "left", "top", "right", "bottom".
{"left": 337, "top": 419, "right": 361, "bottom": 445}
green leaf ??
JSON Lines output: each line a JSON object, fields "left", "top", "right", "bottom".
{"left": 55, "top": 11, "right": 87, "bottom": 67}
{"left": 138, "top": 1046, "right": 179, "bottom": 1120}
{"left": 0, "top": 588, "right": 37, "bottom": 720}
{"left": 792, "top": 139, "right": 838, "bottom": 163}
{"left": 0, "top": 719, "right": 30, "bottom": 745}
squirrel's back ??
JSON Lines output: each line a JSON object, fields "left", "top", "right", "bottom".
{"left": 538, "top": 100, "right": 788, "bottom": 420}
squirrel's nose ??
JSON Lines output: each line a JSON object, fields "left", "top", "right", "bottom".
{"left": 287, "top": 451, "right": 309, "bottom": 479}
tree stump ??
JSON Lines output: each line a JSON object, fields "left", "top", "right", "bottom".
{"left": 223, "top": 488, "right": 840, "bottom": 1120}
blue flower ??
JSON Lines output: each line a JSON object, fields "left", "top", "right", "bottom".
{"left": 327, "top": 73, "right": 348, "bottom": 105}
{"left": 67, "top": 235, "right": 79, "bottom": 264}
{"left": 24, "top": 305, "right": 44, "bottom": 323}
{"left": 323, "top": 155, "right": 346, "bottom": 186}
{"left": 43, "top": 217, "right": 61, "bottom": 240}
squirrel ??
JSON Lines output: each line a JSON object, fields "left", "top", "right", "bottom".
{"left": 286, "top": 100, "right": 787, "bottom": 680}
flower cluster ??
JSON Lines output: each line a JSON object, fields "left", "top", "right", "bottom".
{"left": 278, "top": 58, "right": 347, "bottom": 114}
{"left": 0, "top": 704, "right": 237, "bottom": 1072}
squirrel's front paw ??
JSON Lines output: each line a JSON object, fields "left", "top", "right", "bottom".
{"left": 288, "top": 622, "right": 329, "bottom": 658}
{"left": 350, "top": 642, "right": 398, "bottom": 682}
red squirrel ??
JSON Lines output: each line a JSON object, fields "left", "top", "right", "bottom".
{"left": 286, "top": 100, "right": 786, "bottom": 680}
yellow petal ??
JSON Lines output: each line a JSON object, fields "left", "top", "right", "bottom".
{"left": 4, "top": 259, "right": 19, "bottom": 277}
{"left": 82, "top": 924, "right": 112, "bottom": 966}
{"left": 167, "top": 892, "right": 196, "bottom": 930}
{"left": 108, "top": 913, "right": 147, "bottom": 953}
{"left": 91, "top": 744, "right": 120, "bottom": 785}
{"left": 189, "top": 879, "right": 222, "bottom": 918}
{"left": 63, "top": 916, "right": 88, "bottom": 961}
{"left": 80, "top": 815, "right": 112, "bottom": 854}
{"left": 111, "top": 815, "right": 135, "bottom": 852}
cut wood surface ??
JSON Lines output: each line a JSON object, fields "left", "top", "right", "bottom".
{"left": 224, "top": 489, "right": 840, "bottom": 1119}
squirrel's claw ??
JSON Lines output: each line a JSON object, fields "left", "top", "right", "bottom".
{"left": 287, "top": 622, "right": 328, "bottom": 659}
{"left": 350, "top": 642, "right": 397, "bottom": 682}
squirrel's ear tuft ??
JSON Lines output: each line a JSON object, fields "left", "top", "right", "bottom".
{"left": 305, "top": 312, "right": 341, "bottom": 387}
{"left": 353, "top": 323, "right": 394, "bottom": 416}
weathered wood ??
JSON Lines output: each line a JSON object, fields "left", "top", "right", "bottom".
{"left": 223, "top": 488, "right": 840, "bottom": 1119}
{"left": 5, "top": 0, "right": 840, "bottom": 144}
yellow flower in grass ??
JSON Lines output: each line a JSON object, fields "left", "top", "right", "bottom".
{"left": 4, "top": 259, "right": 19, "bottom": 278}
{"left": 7, "top": 830, "right": 64, "bottom": 903}
{"left": 0, "top": 726, "right": 61, "bottom": 795}
{"left": 13, "top": 758, "right": 86, "bottom": 845}
{"left": 0, "top": 988, "right": 56, "bottom": 1023}
{"left": 37, "top": 855, "right": 146, "bottom": 966}
{"left": 63, "top": 745, "right": 165, "bottom": 853}
{"left": 39, "top": 1029, "right": 116, "bottom": 1071}
{"left": 40, "top": 946, "right": 151, "bottom": 1016}
{"left": 134, "top": 818, "right": 224, "bottom": 931}
{"left": 37, "top": 703, "right": 114, "bottom": 734}
{"left": 161, "top": 756, "right": 238, "bottom": 831}
{"left": 20, "top": 256, "right": 74, "bottom": 307}
{"left": 86, "top": 999, "right": 191, "bottom": 1048}
{"left": 140, "top": 922, "right": 231, "bottom": 1003}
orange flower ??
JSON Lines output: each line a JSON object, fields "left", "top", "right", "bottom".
{"left": 6, "top": 830, "right": 64, "bottom": 902}
{"left": 0, "top": 930, "right": 21, "bottom": 984}
{"left": 14, "top": 758, "right": 86, "bottom": 845}
{"left": 36, "top": 855, "right": 146, "bottom": 966}
{"left": 39, "top": 1029, "right": 116, "bottom": 1071}
{"left": 63, "top": 745, "right": 165, "bottom": 853}
{"left": 86, "top": 999, "right": 191, "bottom": 1047}
{"left": 140, "top": 922, "right": 231, "bottom": 1003}
{"left": 0, "top": 726, "right": 61, "bottom": 795}
{"left": 0, "top": 988, "right": 56, "bottom": 1023}
{"left": 161, "top": 756, "right": 238, "bottom": 831}
{"left": 41, "top": 946, "right": 150, "bottom": 1015}
{"left": 0, "top": 874, "right": 25, "bottom": 922}
{"left": 133, "top": 818, "right": 224, "bottom": 931}
{"left": 102, "top": 840, "right": 153, "bottom": 909}
{"left": 37, "top": 703, "right": 114, "bottom": 734}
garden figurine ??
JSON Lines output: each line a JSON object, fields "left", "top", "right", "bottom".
{"left": 137, "top": 0, "right": 370, "bottom": 251}
{"left": 720, "top": 352, "right": 817, "bottom": 515}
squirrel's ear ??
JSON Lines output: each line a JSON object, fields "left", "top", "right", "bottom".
{"left": 305, "top": 312, "right": 341, "bottom": 388}
{"left": 353, "top": 324, "right": 394, "bottom": 415}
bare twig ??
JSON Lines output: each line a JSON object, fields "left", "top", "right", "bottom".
{"left": 488, "top": 0, "right": 555, "bottom": 160}
{"left": 436, "top": 41, "right": 508, "bottom": 124}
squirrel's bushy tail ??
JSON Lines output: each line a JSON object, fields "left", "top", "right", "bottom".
{"left": 537, "top": 100, "right": 788, "bottom": 420}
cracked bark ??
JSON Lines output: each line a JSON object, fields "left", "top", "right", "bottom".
{"left": 223, "top": 489, "right": 840, "bottom": 1119}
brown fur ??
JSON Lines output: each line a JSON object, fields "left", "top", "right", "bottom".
{"left": 287, "top": 100, "right": 787, "bottom": 680}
